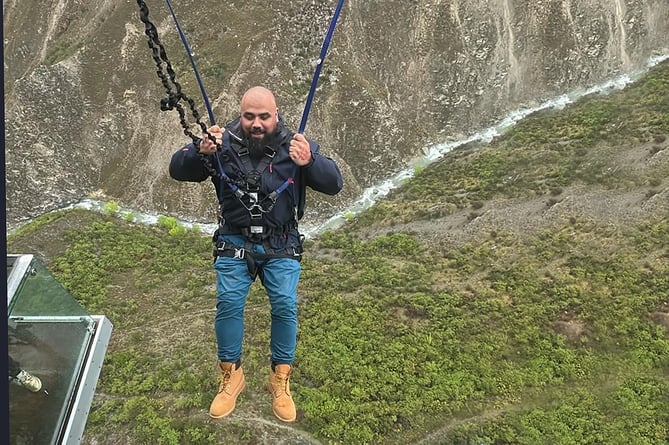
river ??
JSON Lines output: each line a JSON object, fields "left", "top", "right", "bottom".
{"left": 14, "top": 53, "right": 669, "bottom": 239}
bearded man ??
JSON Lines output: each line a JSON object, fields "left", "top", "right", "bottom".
{"left": 169, "top": 86, "right": 343, "bottom": 422}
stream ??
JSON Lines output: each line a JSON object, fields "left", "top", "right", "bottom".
{"left": 44, "top": 53, "right": 669, "bottom": 239}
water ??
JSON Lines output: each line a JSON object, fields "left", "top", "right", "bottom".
{"left": 64, "top": 199, "right": 220, "bottom": 234}
{"left": 34, "top": 53, "right": 669, "bottom": 239}
{"left": 300, "top": 53, "right": 669, "bottom": 236}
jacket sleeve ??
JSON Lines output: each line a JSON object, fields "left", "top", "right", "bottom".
{"left": 169, "top": 141, "right": 211, "bottom": 182}
{"left": 301, "top": 141, "right": 344, "bottom": 196}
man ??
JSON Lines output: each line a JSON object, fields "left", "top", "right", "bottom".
{"left": 169, "top": 86, "right": 343, "bottom": 422}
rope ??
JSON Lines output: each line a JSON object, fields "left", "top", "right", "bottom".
{"left": 298, "top": 0, "right": 346, "bottom": 134}
{"left": 164, "top": 0, "right": 216, "bottom": 126}
{"left": 272, "top": 0, "right": 347, "bottom": 208}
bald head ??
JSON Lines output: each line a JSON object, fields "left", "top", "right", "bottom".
{"left": 240, "top": 86, "right": 279, "bottom": 139}
{"left": 241, "top": 86, "right": 277, "bottom": 110}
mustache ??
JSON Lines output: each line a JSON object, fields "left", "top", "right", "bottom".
{"left": 250, "top": 128, "right": 265, "bottom": 135}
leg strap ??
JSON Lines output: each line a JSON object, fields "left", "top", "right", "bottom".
{"left": 213, "top": 240, "right": 302, "bottom": 281}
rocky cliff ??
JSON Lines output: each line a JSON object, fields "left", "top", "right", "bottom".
{"left": 4, "top": 0, "right": 669, "bottom": 230}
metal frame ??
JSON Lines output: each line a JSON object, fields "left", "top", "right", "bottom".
{"left": 7, "top": 253, "right": 34, "bottom": 308}
{"left": 7, "top": 254, "right": 113, "bottom": 444}
{"left": 60, "top": 315, "right": 113, "bottom": 445}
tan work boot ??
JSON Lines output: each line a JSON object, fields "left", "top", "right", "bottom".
{"left": 209, "top": 361, "right": 246, "bottom": 419}
{"left": 268, "top": 364, "right": 297, "bottom": 422}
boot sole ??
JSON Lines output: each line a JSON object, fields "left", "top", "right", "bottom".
{"left": 208, "top": 381, "right": 246, "bottom": 419}
{"left": 272, "top": 409, "right": 297, "bottom": 423}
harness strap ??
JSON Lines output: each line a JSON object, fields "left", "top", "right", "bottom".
{"left": 213, "top": 240, "right": 303, "bottom": 280}
{"left": 235, "top": 142, "right": 276, "bottom": 232}
{"left": 235, "top": 143, "right": 275, "bottom": 179}
{"left": 217, "top": 222, "right": 298, "bottom": 237}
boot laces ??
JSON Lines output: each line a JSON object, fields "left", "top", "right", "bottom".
{"left": 219, "top": 369, "right": 232, "bottom": 393}
{"left": 275, "top": 373, "right": 290, "bottom": 395}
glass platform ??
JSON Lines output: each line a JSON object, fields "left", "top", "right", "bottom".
{"left": 7, "top": 254, "right": 113, "bottom": 445}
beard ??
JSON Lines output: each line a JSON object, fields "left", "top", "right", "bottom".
{"left": 244, "top": 130, "right": 276, "bottom": 160}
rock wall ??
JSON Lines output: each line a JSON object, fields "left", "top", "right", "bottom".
{"left": 4, "top": 0, "right": 669, "bottom": 229}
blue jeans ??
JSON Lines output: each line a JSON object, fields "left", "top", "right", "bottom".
{"left": 213, "top": 235, "right": 301, "bottom": 365}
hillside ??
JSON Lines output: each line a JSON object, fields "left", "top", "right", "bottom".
{"left": 4, "top": 0, "right": 669, "bottom": 232}
{"left": 7, "top": 58, "right": 669, "bottom": 444}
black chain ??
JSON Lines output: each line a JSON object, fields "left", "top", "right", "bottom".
{"left": 136, "top": 0, "right": 209, "bottom": 142}
{"left": 136, "top": 0, "right": 221, "bottom": 179}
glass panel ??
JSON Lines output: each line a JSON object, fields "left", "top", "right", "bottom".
{"left": 8, "top": 258, "right": 90, "bottom": 318}
{"left": 7, "top": 255, "right": 110, "bottom": 445}
{"left": 9, "top": 316, "right": 95, "bottom": 445}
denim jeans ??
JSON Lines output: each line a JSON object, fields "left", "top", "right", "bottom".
{"left": 213, "top": 235, "right": 301, "bottom": 365}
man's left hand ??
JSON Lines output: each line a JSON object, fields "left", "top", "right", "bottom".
{"left": 289, "top": 133, "right": 312, "bottom": 166}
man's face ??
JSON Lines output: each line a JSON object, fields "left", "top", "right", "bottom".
{"left": 240, "top": 99, "right": 278, "bottom": 141}
{"left": 241, "top": 106, "right": 276, "bottom": 158}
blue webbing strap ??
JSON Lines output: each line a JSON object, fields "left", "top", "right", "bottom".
{"left": 164, "top": 0, "right": 238, "bottom": 193}
{"left": 164, "top": 0, "right": 216, "bottom": 126}
{"left": 282, "top": 0, "right": 346, "bottom": 203}
{"left": 275, "top": 0, "right": 346, "bottom": 214}
{"left": 298, "top": 0, "right": 346, "bottom": 134}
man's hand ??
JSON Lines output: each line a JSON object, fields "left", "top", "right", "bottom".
{"left": 289, "top": 133, "right": 312, "bottom": 166}
{"left": 199, "top": 125, "right": 224, "bottom": 154}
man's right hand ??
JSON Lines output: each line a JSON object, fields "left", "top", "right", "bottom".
{"left": 199, "top": 125, "right": 224, "bottom": 154}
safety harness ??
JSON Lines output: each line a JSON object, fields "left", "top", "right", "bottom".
{"left": 211, "top": 132, "right": 304, "bottom": 280}
{"left": 221, "top": 131, "right": 288, "bottom": 234}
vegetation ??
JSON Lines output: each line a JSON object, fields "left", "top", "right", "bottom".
{"left": 356, "top": 60, "right": 669, "bottom": 227}
{"left": 7, "top": 61, "right": 669, "bottom": 444}
{"left": 45, "top": 38, "right": 82, "bottom": 66}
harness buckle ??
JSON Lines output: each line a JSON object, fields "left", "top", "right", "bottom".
{"left": 234, "top": 248, "right": 245, "bottom": 259}
{"left": 249, "top": 205, "right": 263, "bottom": 218}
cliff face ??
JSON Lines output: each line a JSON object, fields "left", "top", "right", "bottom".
{"left": 4, "top": 0, "right": 669, "bottom": 229}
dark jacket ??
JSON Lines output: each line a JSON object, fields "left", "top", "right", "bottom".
{"left": 169, "top": 116, "right": 343, "bottom": 235}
